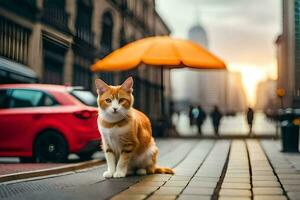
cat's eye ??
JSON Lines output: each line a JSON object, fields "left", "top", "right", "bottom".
{"left": 119, "top": 98, "right": 125, "bottom": 103}
{"left": 105, "top": 98, "right": 111, "bottom": 103}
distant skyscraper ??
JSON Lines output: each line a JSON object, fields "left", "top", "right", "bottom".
{"left": 188, "top": 25, "right": 209, "bottom": 48}
{"left": 188, "top": 10, "right": 209, "bottom": 48}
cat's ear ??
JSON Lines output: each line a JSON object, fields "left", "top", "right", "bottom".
{"left": 121, "top": 77, "right": 133, "bottom": 93}
{"left": 95, "top": 78, "right": 109, "bottom": 95}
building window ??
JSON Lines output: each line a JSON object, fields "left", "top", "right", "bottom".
{"left": 75, "top": 0, "right": 93, "bottom": 44}
{"left": 0, "top": 16, "right": 31, "bottom": 65}
{"left": 72, "top": 55, "right": 92, "bottom": 90}
{"left": 42, "top": 37, "right": 67, "bottom": 84}
{"left": 100, "top": 11, "right": 114, "bottom": 53}
{"left": 0, "top": 0, "right": 37, "bottom": 20}
{"left": 42, "top": 0, "right": 69, "bottom": 33}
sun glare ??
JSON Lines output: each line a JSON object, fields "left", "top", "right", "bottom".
{"left": 228, "top": 62, "right": 277, "bottom": 107}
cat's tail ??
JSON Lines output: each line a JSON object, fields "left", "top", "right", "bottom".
{"left": 154, "top": 166, "right": 174, "bottom": 174}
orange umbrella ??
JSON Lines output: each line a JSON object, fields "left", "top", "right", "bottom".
{"left": 91, "top": 36, "right": 226, "bottom": 124}
{"left": 91, "top": 36, "right": 226, "bottom": 71}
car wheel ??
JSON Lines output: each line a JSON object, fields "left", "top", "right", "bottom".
{"left": 77, "top": 152, "right": 94, "bottom": 161}
{"left": 34, "top": 131, "right": 68, "bottom": 163}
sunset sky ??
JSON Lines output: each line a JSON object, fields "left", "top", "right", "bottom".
{"left": 156, "top": 0, "right": 282, "bottom": 106}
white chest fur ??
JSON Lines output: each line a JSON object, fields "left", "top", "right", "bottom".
{"left": 99, "top": 123, "right": 131, "bottom": 155}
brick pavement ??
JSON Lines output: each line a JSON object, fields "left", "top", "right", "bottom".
{"left": 261, "top": 140, "right": 300, "bottom": 200}
{"left": 0, "top": 139, "right": 299, "bottom": 200}
{"left": 111, "top": 139, "right": 299, "bottom": 200}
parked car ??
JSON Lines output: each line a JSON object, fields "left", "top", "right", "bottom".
{"left": 0, "top": 84, "right": 100, "bottom": 163}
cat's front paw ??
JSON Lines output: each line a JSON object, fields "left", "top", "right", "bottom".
{"left": 103, "top": 171, "right": 114, "bottom": 178}
{"left": 113, "top": 171, "right": 126, "bottom": 178}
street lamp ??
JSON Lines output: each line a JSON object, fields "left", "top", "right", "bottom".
{"left": 276, "top": 88, "right": 286, "bottom": 138}
{"left": 276, "top": 88, "right": 285, "bottom": 109}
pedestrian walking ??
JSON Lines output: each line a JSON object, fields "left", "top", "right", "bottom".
{"left": 247, "top": 107, "right": 254, "bottom": 135}
{"left": 196, "top": 105, "right": 206, "bottom": 135}
{"left": 189, "top": 105, "right": 194, "bottom": 127}
{"left": 210, "top": 106, "right": 223, "bottom": 136}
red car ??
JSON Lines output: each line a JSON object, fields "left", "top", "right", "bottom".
{"left": 0, "top": 84, "right": 100, "bottom": 162}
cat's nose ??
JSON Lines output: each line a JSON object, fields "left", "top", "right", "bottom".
{"left": 113, "top": 108, "right": 118, "bottom": 113}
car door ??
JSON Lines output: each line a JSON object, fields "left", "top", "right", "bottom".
{"left": 0, "top": 89, "right": 47, "bottom": 153}
{"left": 0, "top": 89, "right": 12, "bottom": 152}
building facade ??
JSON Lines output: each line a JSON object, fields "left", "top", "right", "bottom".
{"left": 0, "top": 0, "right": 171, "bottom": 129}
{"left": 255, "top": 79, "right": 277, "bottom": 111}
{"left": 276, "top": 0, "right": 300, "bottom": 108}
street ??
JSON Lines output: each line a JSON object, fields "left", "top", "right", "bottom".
{"left": 1, "top": 139, "right": 299, "bottom": 200}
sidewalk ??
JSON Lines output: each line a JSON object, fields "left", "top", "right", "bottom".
{"left": 112, "top": 139, "right": 300, "bottom": 200}
{"left": 0, "top": 139, "right": 299, "bottom": 200}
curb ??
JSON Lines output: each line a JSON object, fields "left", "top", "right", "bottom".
{"left": 0, "top": 159, "right": 105, "bottom": 183}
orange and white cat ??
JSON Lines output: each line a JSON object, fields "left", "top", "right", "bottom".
{"left": 95, "top": 77, "right": 174, "bottom": 178}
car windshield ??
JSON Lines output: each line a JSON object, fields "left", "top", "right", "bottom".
{"left": 71, "top": 90, "right": 97, "bottom": 107}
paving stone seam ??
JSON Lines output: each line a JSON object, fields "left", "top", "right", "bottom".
{"left": 142, "top": 140, "right": 216, "bottom": 200}
{"left": 211, "top": 140, "right": 231, "bottom": 200}
{"left": 218, "top": 140, "right": 252, "bottom": 199}
{"left": 172, "top": 140, "right": 217, "bottom": 200}
{"left": 168, "top": 142, "right": 202, "bottom": 170}
{"left": 258, "top": 140, "right": 290, "bottom": 200}
{"left": 246, "top": 139, "right": 254, "bottom": 200}
{"left": 107, "top": 141, "right": 201, "bottom": 200}
{"left": 1, "top": 140, "right": 194, "bottom": 200}
{"left": 142, "top": 172, "right": 175, "bottom": 199}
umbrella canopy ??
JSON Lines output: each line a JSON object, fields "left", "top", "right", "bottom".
{"left": 91, "top": 36, "right": 226, "bottom": 72}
